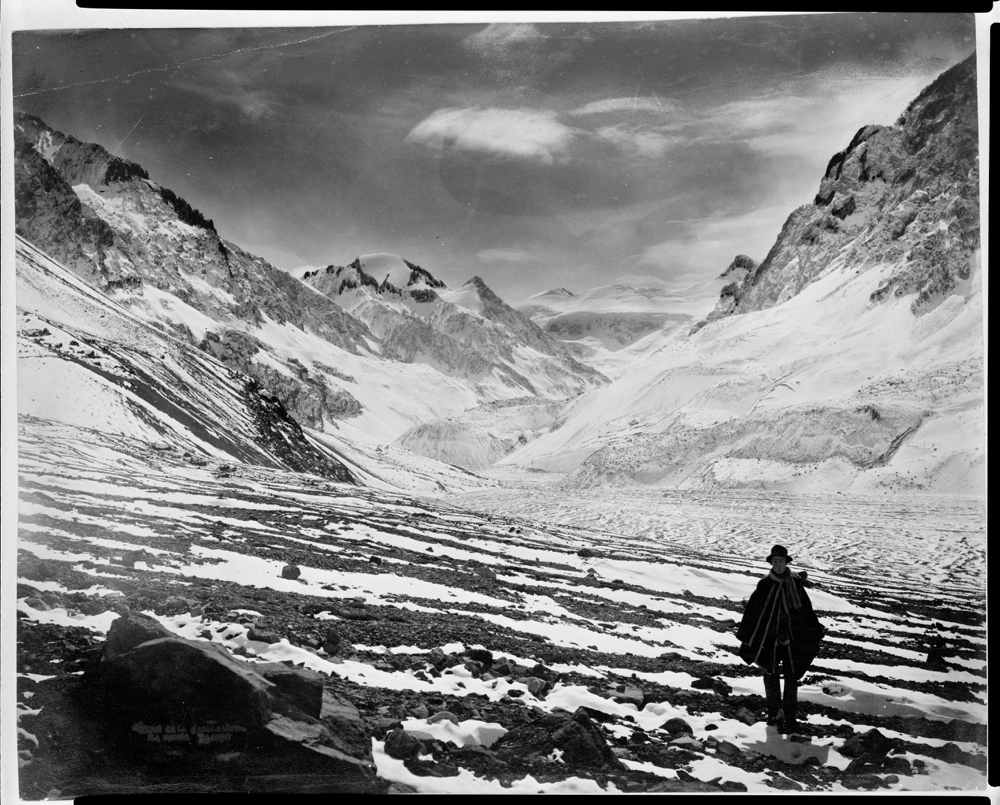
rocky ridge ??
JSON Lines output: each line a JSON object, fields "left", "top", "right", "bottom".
{"left": 702, "top": 53, "right": 979, "bottom": 324}
{"left": 305, "top": 256, "right": 606, "bottom": 400}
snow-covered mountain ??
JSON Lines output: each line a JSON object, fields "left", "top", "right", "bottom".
{"left": 498, "top": 54, "right": 984, "bottom": 496}
{"left": 13, "top": 113, "right": 604, "bottom": 462}
{"left": 515, "top": 275, "right": 728, "bottom": 379}
{"left": 304, "top": 253, "right": 606, "bottom": 399}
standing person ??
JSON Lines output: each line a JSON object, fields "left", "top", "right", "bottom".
{"left": 736, "top": 545, "right": 824, "bottom": 733}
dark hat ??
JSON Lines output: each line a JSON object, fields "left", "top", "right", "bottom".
{"left": 767, "top": 545, "right": 792, "bottom": 563}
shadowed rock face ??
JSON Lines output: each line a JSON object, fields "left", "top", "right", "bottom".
{"left": 54, "top": 612, "right": 382, "bottom": 795}
{"left": 707, "top": 53, "right": 979, "bottom": 320}
{"left": 13, "top": 111, "right": 374, "bottom": 431}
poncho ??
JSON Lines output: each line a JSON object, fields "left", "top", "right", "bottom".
{"left": 736, "top": 569, "right": 824, "bottom": 679}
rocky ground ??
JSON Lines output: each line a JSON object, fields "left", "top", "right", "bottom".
{"left": 14, "top": 425, "right": 987, "bottom": 797}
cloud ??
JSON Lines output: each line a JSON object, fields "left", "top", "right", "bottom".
{"left": 476, "top": 248, "right": 538, "bottom": 264}
{"left": 175, "top": 69, "right": 277, "bottom": 121}
{"left": 638, "top": 204, "right": 790, "bottom": 278}
{"left": 573, "top": 96, "right": 673, "bottom": 116}
{"left": 406, "top": 107, "right": 575, "bottom": 163}
{"left": 595, "top": 124, "right": 672, "bottom": 158}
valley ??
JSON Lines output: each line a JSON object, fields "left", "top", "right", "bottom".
{"left": 9, "top": 24, "right": 986, "bottom": 800}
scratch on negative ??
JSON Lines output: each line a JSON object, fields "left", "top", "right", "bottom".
{"left": 14, "top": 27, "right": 357, "bottom": 99}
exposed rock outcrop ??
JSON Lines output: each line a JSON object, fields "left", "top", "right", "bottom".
{"left": 706, "top": 53, "right": 979, "bottom": 319}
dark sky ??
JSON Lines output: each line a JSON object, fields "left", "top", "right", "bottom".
{"left": 11, "top": 13, "right": 977, "bottom": 301}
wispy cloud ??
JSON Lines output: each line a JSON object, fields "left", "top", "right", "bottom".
{"left": 175, "top": 69, "right": 277, "bottom": 121}
{"left": 406, "top": 107, "right": 575, "bottom": 163}
{"left": 595, "top": 124, "right": 673, "bottom": 158}
{"left": 573, "top": 96, "right": 673, "bottom": 116}
{"left": 638, "top": 204, "right": 790, "bottom": 277}
{"left": 477, "top": 248, "right": 539, "bottom": 264}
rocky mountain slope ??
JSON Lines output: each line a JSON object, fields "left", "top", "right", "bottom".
{"left": 305, "top": 253, "right": 606, "bottom": 399}
{"left": 13, "top": 114, "right": 603, "bottom": 454}
{"left": 701, "top": 54, "right": 979, "bottom": 323}
{"left": 497, "top": 54, "right": 983, "bottom": 495}
{"left": 15, "top": 237, "right": 357, "bottom": 482}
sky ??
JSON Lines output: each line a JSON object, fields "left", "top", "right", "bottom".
{"left": 9, "top": 12, "right": 979, "bottom": 302}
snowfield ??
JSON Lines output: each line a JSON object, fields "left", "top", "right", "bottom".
{"left": 14, "top": 419, "right": 987, "bottom": 795}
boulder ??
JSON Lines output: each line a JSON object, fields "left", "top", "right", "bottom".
{"left": 384, "top": 729, "right": 436, "bottom": 760}
{"left": 248, "top": 628, "right": 282, "bottom": 645}
{"left": 323, "top": 628, "right": 341, "bottom": 655}
{"left": 492, "top": 709, "right": 624, "bottom": 772}
{"left": 103, "top": 611, "right": 174, "bottom": 659}
{"left": 840, "top": 728, "right": 897, "bottom": 759}
{"left": 89, "top": 623, "right": 378, "bottom": 792}
{"left": 281, "top": 564, "right": 302, "bottom": 580}
{"left": 661, "top": 717, "right": 694, "bottom": 736}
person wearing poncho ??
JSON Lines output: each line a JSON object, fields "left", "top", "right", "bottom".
{"left": 736, "top": 545, "right": 824, "bottom": 732}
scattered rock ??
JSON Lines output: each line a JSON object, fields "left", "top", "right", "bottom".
{"left": 661, "top": 717, "right": 694, "bottom": 736}
{"left": 281, "top": 564, "right": 301, "bottom": 580}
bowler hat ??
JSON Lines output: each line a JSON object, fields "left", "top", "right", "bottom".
{"left": 767, "top": 545, "right": 792, "bottom": 563}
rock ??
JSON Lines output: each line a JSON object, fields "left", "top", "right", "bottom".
{"left": 841, "top": 728, "right": 896, "bottom": 759}
{"left": 427, "top": 711, "right": 459, "bottom": 725}
{"left": 471, "top": 565, "right": 497, "bottom": 580}
{"left": 577, "top": 548, "right": 597, "bottom": 558}
{"left": 522, "top": 677, "right": 549, "bottom": 698}
{"left": 769, "top": 775, "right": 803, "bottom": 791}
{"left": 281, "top": 564, "right": 301, "bottom": 580}
{"left": 103, "top": 612, "right": 174, "bottom": 659}
{"left": 711, "top": 678, "right": 732, "bottom": 697}
{"left": 716, "top": 740, "right": 741, "bottom": 757}
{"left": 88, "top": 627, "right": 379, "bottom": 791}
{"left": 384, "top": 729, "right": 424, "bottom": 760}
{"left": 465, "top": 648, "right": 493, "bottom": 668}
{"left": 735, "top": 707, "right": 758, "bottom": 726}
{"left": 492, "top": 709, "right": 624, "bottom": 772}
{"left": 322, "top": 628, "right": 341, "bottom": 655}
{"left": 611, "top": 685, "right": 644, "bottom": 708}
{"left": 882, "top": 756, "right": 912, "bottom": 775}
{"left": 387, "top": 782, "right": 418, "bottom": 793}
{"left": 248, "top": 628, "right": 282, "bottom": 644}
{"left": 661, "top": 717, "right": 694, "bottom": 736}
{"left": 842, "top": 774, "right": 885, "bottom": 790}
{"left": 368, "top": 556, "right": 382, "bottom": 566}
{"left": 256, "top": 663, "right": 325, "bottom": 719}
{"left": 670, "top": 735, "right": 703, "bottom": 752}
{"left": 409, "top": 704, "right": 430, "bottom": 720}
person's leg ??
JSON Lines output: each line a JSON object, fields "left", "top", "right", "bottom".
{"left": 779, "top": 647, "right": 799, "bottom": 730}
{"left": 763, "top": 670, "right": 781, "bottom": 723}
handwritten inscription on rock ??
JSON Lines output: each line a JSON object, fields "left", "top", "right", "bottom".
{"left": 131, "top": 721, "right": 247, "bottom": 745}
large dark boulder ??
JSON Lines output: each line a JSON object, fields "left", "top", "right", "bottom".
{"left": 492, "top": 708, "right": 624, "bottom": 771}
{"left": 77, "top": 617, "right": 380, "bottom": 793}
